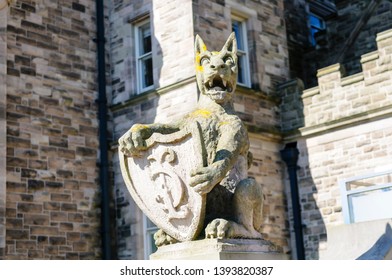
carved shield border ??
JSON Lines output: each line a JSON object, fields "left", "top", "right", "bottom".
{"left": 119, "top": 122, "right": 206, "bottom": 242}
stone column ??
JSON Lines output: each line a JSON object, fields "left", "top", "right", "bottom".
{"left": 0, "top": 0, "right": 9, "bottom": 253}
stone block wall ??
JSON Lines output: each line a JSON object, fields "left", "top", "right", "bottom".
{"left": 282, "top": 0, "right": 309, "bottom": 81}
{"left": 3, "top": 0, "right": 101, "bottom": 259}
{"left": 0, "top": 1, "right": 7, "bottom": 255}
{"left": 280, "top": 28, "right": 392, "bottom": 259}
{"left": 300, "top": 29, "right": 392, "bottom": 131}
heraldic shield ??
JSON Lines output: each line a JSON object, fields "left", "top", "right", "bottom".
{"left": 119, "top": 122, "right": 206, "bottom": 242}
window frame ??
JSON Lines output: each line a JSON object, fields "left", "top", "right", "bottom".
{"left": 143, "top": 214, "right": 158, "bottom": 259}
{"left": 231, "top": 15, "right": 251, "bottom": 88}
{"left": 340, "top": 170, "right": 392, "bottom": 224}
{"left": 308, "top": 13, "right": 326, "bottom": 46}
{"left": 134, "top": 18, "right": 154, "bottom": 94}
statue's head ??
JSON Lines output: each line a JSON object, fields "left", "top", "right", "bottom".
{"left": 194, "top": 33, "right": 238, "bottom": 104}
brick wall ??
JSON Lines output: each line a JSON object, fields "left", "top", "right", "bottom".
{"left": 0, "top": 1, "right": 7, "bottom": 256}
{"left": 280, "top": 28, "right": 392, "bottom": 259}
{"left": 4, "top": 0, "right": 101, "bottom": 259}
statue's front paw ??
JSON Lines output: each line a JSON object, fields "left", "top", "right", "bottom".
{"left": 205, "top": 218, "right": 230, "bottom": 239}
{"left": 189, "top": 165, "right": 224, "bottom": 195}
{"left": 119, "top": 132, "right": 137, "bottom": 157}
{"left": 119, "top": 126, "right": 149, "bottom": 157}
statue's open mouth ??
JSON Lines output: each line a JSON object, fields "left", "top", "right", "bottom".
{"left": 205, "top": 76, "right": 233, "bottom": 94}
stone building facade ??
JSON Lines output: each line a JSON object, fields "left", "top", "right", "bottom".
{"left": 0, "top": 0, "right": 391, "bottom": 260}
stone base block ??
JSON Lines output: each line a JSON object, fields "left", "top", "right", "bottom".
{"left": 150, "top": 238, "right": 289, "bottom": 260}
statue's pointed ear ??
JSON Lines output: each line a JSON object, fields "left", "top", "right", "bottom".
{"left": 195, "top": 34, "right": 207, "bottom": 54}
{"left": 222, "top": 32, "right": 237, "bottom": 54}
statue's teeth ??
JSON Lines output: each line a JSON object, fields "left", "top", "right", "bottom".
{"left": 209, "top": 80, "right": 213, "bottom": 87}
{"left": 222, "top": 80, "right": 227, "bottom": 87}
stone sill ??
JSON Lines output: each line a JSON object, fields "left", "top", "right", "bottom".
{"left": 110, "top": 76, "right": 196, "bottom": 112}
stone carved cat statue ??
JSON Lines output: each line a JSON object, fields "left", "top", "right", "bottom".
{"left": 119, "top": 33, "right": 264, "bottom": 246}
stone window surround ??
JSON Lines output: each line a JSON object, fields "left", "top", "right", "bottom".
{"left": 308, "top": 13, "right": 326, "bottom": 46}
{"left": 134, "top": 17, "right": 154, "bottom": 94}
{"left": 231, "top": 14, "right": 251, "bottom": 88}
{"left": 227, "top": 0, "right": 256, "bottom": 89}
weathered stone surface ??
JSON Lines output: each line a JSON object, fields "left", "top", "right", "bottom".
{"left": 120, "top": 125, "right": 205, "bottom": 241}
{"left": 150, "top": 239, "right": 288, "bottom": 260}
{"left": 119, "top": 33, "right": 268, "bottom": 253}
{"left": 2, "top": 0, "right": 101, "bottom": 259}
{"left": 320, "top": 219, "right": 392, "bottom": 260}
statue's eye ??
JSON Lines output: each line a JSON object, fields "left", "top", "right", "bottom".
{"left": 224, "top": 56, "right": 234, "bottom": 65}
{"left": 200, "top": 57, "right": 210, "bottom": 66}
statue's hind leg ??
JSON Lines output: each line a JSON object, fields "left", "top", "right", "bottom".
{"left": 205, "top": 178, "right": 264, "bottom": 239}
{"left": 232, "top": 177, "right": 263, "bottom": 238}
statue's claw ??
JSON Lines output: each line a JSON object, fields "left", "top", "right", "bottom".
{"left": 154, "top": 229, "right": 178, "bottom": 247}
{"left": 205, "top": 218, "right": 263, "bottom": 239}
{"left": 118, "top": 128, "right": 147, "bottom": 157}
{"left": 205, "top": 218, "right": 230, "bottom": 239}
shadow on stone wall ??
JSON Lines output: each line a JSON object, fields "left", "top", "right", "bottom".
{"left": 296, "top": 141, "right": 327, "bottom": 260}
{"left": 111, "top": 9, "right": 163, "bottom": 259}
{"left": 279, "top": 79, "right": 326, "bottom": 259}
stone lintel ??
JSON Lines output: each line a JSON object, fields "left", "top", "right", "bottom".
{"left": 150, "top": 239, "right": 288, "bottom": 260}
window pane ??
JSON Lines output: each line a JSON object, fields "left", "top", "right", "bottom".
{"left": 139, "top": 23, "right": 151, "bottom": 55}
{"left": 232, "top": 20, "right": 244, "bottom": 51}
{"left": 310, "top": 27, "right": 318, "bottom": 46}
{"left": 349, "top": 187, "right": 392, "bottom": 223}
{"left": 141, "top": 56, "right": 153, "bottom": 88}
{"left": 146, "top": 217, "right": 156, "bottom": 229}
{"left": 237, "top": 54, "right": 244, "bottom": 84}
{"left": 309, "top": 14, "right": 323, "bottom": 28}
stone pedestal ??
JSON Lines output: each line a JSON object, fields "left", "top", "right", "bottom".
{"left": 150, "top": 238, "right": 289, "bottom": 260}
{"left": 320, "top": 219, "right": 392, "bottom": 260}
